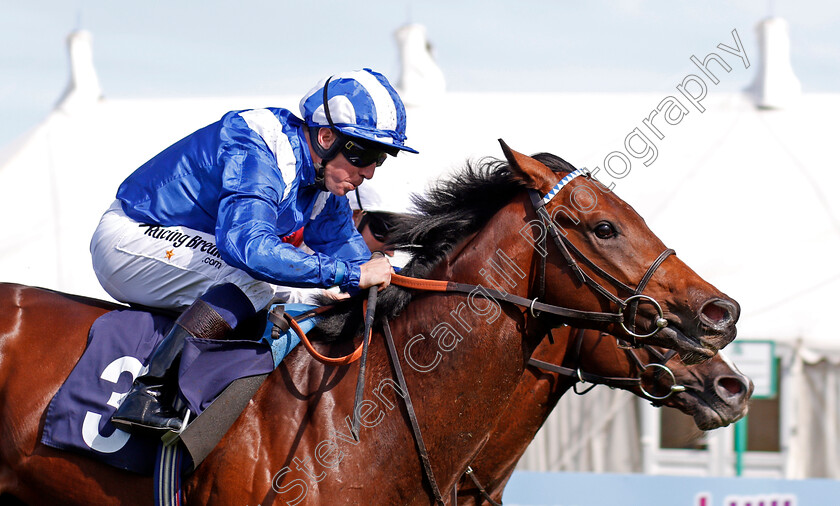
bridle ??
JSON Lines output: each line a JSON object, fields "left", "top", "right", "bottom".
{"left": 528, "top": 328, "right": 686, "bottom": 402}
{"left": 525, "top": 167, "right": 673, "bottom": 346}
{"left": 288, "top": 167, "right": 678, "bottom": 364}
{"left": 445, "top": 168, "right": 681, "bottom": 505}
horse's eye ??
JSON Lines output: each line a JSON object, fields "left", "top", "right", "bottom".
{"left": 594, "top": 222, "right": 617, "bottom": 239}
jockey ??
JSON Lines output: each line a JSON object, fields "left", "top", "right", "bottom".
{"left": 347, "top": 186, "right": 402, "bottom": 258}
{"left": 90, "top": 69, "right": 417, "bottom": 434}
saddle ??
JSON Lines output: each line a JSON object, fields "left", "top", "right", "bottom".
{"left": 40, "top": 303, "right": 317, "bottom": 475}
{"left": 164, "top": 304, "right": 319, "bottom": 471}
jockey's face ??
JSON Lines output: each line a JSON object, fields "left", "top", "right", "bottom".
{"left": 317, "top": 128, "right": 377, "bottom": 196}
{"left": 353, "top": 210, "right": 395, "bottom": 256}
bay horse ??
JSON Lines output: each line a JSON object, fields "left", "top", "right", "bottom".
{"left": 0, "top": 143, "right": 739, "bottom": 504}
{"left": 454, "top": 326, "right": 753, "bottom": 505}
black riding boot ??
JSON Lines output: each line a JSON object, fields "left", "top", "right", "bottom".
{"left": 111, "top": 298, "right": 233, "bottom": 434}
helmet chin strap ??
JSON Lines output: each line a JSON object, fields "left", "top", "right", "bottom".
{"left": 310, "top": 127, "right": 341, "bottom": 192}
{"left": 312, "top": 159, "right": 328, "bottom": 191}
{"left": 308, "top": 76, "right": 343, "bottom": 192}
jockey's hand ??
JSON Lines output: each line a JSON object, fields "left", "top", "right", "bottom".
{"left": 358, "top": 254, "right": 394, "bottom": 290}
{"left": 321, "top": 289, "right": 351, "bottom": 301}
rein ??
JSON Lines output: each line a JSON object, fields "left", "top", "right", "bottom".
{"left": 390, "top": 273, "right": 623, "bottom": 323}
{"left": 286, "top": 307, "right": 372, "bottom": 365}
{"left": 286, "top": 170, "right": 676, "bottom": 365}
{"left": 386, "top": 176, "right": 677, "bottom": 343}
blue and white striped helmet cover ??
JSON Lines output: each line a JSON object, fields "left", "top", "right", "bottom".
{"left": 299, "top": 69, "right": 418, "bottom": 154}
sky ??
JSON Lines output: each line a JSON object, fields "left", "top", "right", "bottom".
{"left": 1, "top": 0, "right": 838, "bottom": 148}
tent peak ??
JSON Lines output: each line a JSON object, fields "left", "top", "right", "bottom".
{"left": 394, "top": 23, "right": 446, "bottom": 107}
{"left": 748, "top": 17, "right": 801, "bottom": 110}
{"left": 56, "top": 29, "right": 103, "bottom": 114}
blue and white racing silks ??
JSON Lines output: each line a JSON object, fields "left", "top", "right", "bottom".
{"left": 116, "top": 107, "right": 369, "bottom": 290}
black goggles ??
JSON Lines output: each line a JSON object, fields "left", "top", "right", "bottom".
{"left": 358, "top": 211, "right": 395, "bottom": 242}
{"left": 340, "top": 138, "right": 388, "bottom": 168}
{"left": 321, "top": 77, "right": 391, "bottom": 168}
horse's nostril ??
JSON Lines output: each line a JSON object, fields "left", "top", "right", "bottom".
{"left": 700, "top": 299, "right": 737, "bottom": 326}
{"left": 703, "top": 304, "right": 726, "bottom": 322}
{"left": 716, "top": 376, "right": 744, "bottom": 397}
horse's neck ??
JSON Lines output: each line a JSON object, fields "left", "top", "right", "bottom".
{"left": 251, "top": 297, "right": 536, "bottom": 500}
{"left": 458, "top": 332, "right": 580, "bottom": 500}
{"left": 463, "top": 336, "right": 640, "bottom": 499}
{"left": 578, "top": 333, "right": 636, "bottom": 378}
{"left": 404, "top": 195, "right": 587, "bottom": 494}
{"left": 457, "top": 382, "right": 579, "bottom": 502}
{"left": 434, "top": 194, "right": 535, "bottom": 296}
{"left": 375, "top": 195, "right": 557, "bottom": 491}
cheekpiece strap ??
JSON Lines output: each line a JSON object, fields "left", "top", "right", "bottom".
{"left": 542, "top": 168, "right": 587, "bottom": 205}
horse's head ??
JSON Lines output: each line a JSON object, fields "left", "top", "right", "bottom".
{"left": 500, "top": 141, "right": 739, "bottom": 363}
{"left": 649, "top": 349, "right": 754, "bottom": 430}
{"left": 569, "top": 330, "right": 752, "bottom": 430}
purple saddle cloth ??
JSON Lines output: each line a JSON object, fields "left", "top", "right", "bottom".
{"left": 40, "top": 309, "right": 275, "bottom": 474}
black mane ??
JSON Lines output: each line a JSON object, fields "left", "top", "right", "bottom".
{"left": 310, "top": 152, "right": 576, "bottom": 342}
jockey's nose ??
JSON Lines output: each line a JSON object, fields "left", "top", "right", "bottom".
{"left": 360, "top": 165, "right": 376, "bottom": 179}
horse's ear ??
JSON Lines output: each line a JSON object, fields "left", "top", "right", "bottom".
{"left": 498, "top": 139, "right": 556, "bottom": 193}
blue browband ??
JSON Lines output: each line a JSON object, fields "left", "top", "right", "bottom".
{"left": 541, "top": 168, "right": 587, "bottom": 205}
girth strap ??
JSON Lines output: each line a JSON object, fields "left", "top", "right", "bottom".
{"left": 382, "top": 320, "right": 445, "bottom": 505}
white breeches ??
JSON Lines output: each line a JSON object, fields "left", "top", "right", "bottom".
{"left": 90, "top": 201, "right": 279, "bottom": 311}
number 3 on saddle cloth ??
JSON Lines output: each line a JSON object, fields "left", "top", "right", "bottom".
{"left": 40, "top": 303, "right": 315, "bottom": 474}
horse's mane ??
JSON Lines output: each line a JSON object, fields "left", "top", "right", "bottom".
{"left": 310, "top": 152, "right": 576, "bottom": 342}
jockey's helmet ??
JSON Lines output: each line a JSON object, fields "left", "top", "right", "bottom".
{"left": 300, "top": 69, "right": 419, "bottom": 164}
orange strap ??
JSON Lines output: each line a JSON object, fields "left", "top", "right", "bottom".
{"left": 288, "top": 301, "right": 371, "bottom": 365}
{"left": 391, "top": 273, "right": 450, "bottom": 292}
{"left": 287, "top": 274, "right": 449, "bottom": 365}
